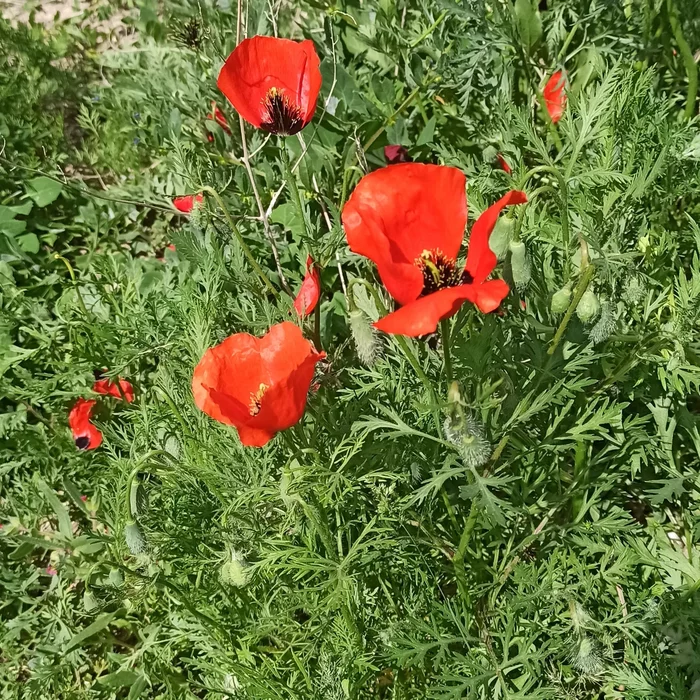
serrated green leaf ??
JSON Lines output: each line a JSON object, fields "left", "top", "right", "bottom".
{"left": 25, "top": 176, "right": 63, "bottom": 207}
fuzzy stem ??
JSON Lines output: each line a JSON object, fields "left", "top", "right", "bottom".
{"left": 200, "top": 187, "right": 279, "bottom": 299}
{"left": 667, "top": 0, "right": 698, "bottom": 121}
{"left": 279, "top": 141, "right": 309, "bottom": 240}
{"left": 440, "top": 319, "right": 453, "bottom": 385}
{"left": 547, "top": 263, "right": 595, "bottom": 355}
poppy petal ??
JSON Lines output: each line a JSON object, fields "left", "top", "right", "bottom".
{"left": 384, "top": 145, "right": 411, "bottom": 164}
{"left": 342, "top": 163, "right": 468, "bottom": 306}
{"left": 92, "top": 378, "right": 134, "bottom": 403}
{"left": 465, "top": 190, "right": 527, "bottom": 286}
{"left": 293, "top": 256, "right": 321, "bottom": 317}
{"left": 217, "top": 36, "right": 322, "bottom": 134}
{"left": 69, "top": 398, "right": 103, "bottom": 450}
{"left": 173, "top": 193, "right": 203, "bottom": 214}
{"left": 496, "top": 153, "right": 512, "bottom": 174}
{"left": 543, "top": 70, "right": 567, "bottom": 123}
{"left": 374, "top": 285, "right": 478, "bottom": 337}
{"left": 473, "top": 278, "right": 511, "bottom": 313}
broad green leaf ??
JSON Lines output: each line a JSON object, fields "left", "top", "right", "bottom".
{"left": 64, "top": 612, "right": 115, "bottom": 652}
{"left": 17, "top": 233, "right": 40, "bottom": 253}
{"left": 270, "top": 202, "right": 305, "bottom": 238}
{"left": 25, "top": 176, "right": 63, "bottom": 207}
{"left": 514, "top": 0, "right": 542, "bottom": 52}
{"left": 416, "top": 116, "right": 436, "bottom": 146}
{"left": 34, "top": 476, "right": 73, "bottom": 538}
{"left": 97, "top": 670, "right": 140, "bottom": 688}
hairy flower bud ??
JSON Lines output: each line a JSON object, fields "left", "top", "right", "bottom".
{"left": 349, "top": 308, "right": 378, "bottom": 366}
{"left": 489, "top": 217, "right": 514, "bottom": 260}
{"left": 220, "top": 552, "right": 248, "bottom": 588}
{"left": 622, "top": 275, "right": 645, "bottom": 306}
{"left": 124, "top": 520, "right": 147, "bottom": 555}
{"left": 444, "top": 385, "right": 491, "bottom": 468}
{"left": 550, "top": 285, "right": 571, "bottom": 314}
{"left": 576, "top": 289, "right": 600, "bottom": 323}
{"left": 509, "top": 240, "right": 531, "bottom": 290}
{"left": 588, "top": 300, "right": 616, "bottom": 344}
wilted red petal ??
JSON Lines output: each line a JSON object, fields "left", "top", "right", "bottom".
{"left": 217, "top": 36, "right": 322, "bottom": 135}
{"left": 173, "top": 193, "right": 203, "bottom": 214}
{"left": 192, "top": 321, "right": 325, "bottom": 447}
{"left": 543, "top": 70, "right": 567, "bottom": 123}
{"left": 293, "top": 256, "right": 321, "bottom": 317}
{"left": 384, "top": 145, "right": 411, "bottom": 164}
{"left": 496, "top": 153, "right": 512, "bottom": 174}
{"left": 465, "top": 190, "right": 527, "bottom": 286}
{"left": 93, "top": 378, "right": 134, "bottom": 403}
{"left": 69, "top": 398, "right": 102, "bottom": 450}
{"left": 374, "top": 286, "right": 478, "bottom": 337}
{"left": 208, "top": 101, "right": 231, "bottom": 134}
{"left": 342, "top": 163, "right": 467, "bottom": 306}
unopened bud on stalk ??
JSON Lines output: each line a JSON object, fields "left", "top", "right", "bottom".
{"left": 576, "top": 288, "right": 600, "bottom": 323}
{"left": 83, "top": 589, "right": 99, "bottom": 612}
{"left": 443, "top": 382, "right": 491, "bottom": 468}
{"left": 489, "top": 217, "right": 514, "bottom": 260}
{"left": 349, "top": 308, "right": 379, "bottom": 366}
{"left": 220, "top": 551, "right": 249, "bottom": 588}
{"left": 124, "top": 520, "right": 147, "bottom": 555}
{"left": 509, "top": 240, "right": 531, "bottom": 290}
{"left": 588, "top": 300, "right": 616, "bottom": 344}
{"left": 622, "top": 275, "right": 645, "bottom": 305}
{"left": 550, "top": 285, "right": 571, "bottom": 314}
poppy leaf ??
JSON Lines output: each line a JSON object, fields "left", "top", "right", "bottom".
{"left": 514, "top": 0, "right": 542, "bottom": 52}
{"left": 64, "top": 612, "right": 116, "bottom": 652}
{"left": 25, "top": 176, "right": 63, "bottom": 207}
{"left": 17, "top": 233, "right": 40, "bottom": 253}
{"left": 416, "top": 116, "right": 436, "bottom": 146}
{"left": 270, "top": 202, "right": 305, "bottom": 239}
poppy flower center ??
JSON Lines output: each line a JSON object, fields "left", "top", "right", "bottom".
{"left": 260, "top": 87, "right": 304, "bottom": 136}
{"left": 75, "top": 436, "right": 90, "bottom": 450}
{"left": 249, "top": 383, "right": 269, "bottom": 416}
{"left": 416, "top": 249, "right": 473, "bottom": 295}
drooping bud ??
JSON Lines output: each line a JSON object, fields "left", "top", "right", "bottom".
{"left": 349, "top": 308, "right": 379, "bottom": 366}
{"left": 509, "top": 240, "right": 531, "bottom": 290}
{"left": 489, "top": 217, "right": 514, "bottom": 261}
{"left": 443, "top": 382, "right": 491, "bottom": 468}
{"left": 550, "top": 285, "right": 571, "bottom": 314}
{"left": 108, "top": 567, "right": 124, "bottom": 588}
{"left": 124, "top": 520, "right": 147, "bottom": 555}
{"left": 576, "top": 288, "right": 600, "bottom": 323}
{"left": 622, "top": 275, "right": 645, "bottom": 306}
{"left": 571, "top": 634, "right": 604, "bottom": 675}
{"left": 588, "top": 300, "right": 616, "bottom": 344}
{"left": 220, "top": 551, "right": 249, "bottom": 588}
{"left": 83, "top": 589, "right": 99, "bottom": 612}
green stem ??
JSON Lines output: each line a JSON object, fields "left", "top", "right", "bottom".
{"left": 667, "top": 0, "right": 698, "bottom": 121}
{"left": 453, "top": 496, "right": 478, "bottom": 604}
{"left": 200, "top": 187, "right": 279, "bottom": 299}
{"left": 410, "top": 10, "right": 447, "bottom": 48}
{"left": 54, "top": 254, "right": 89, "bottom": 317}
{"left": 279, "top": 142, "right": 309, "bottom": 240}
{"left": 440, "top": 319, "right": 453, "bottom": 384}
{"left": 547, "top": 263, "right": 595, "bottom": 355}
{"left": 313, "top": 301, "right": 322, "bottom": 352}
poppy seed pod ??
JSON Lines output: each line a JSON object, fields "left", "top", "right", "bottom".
{"left": 577, "top": 289, "right": 600, "bottom": 323}
{"left": 509, "top": 240, "right": 531, "bottom": 290}
{"left": 349, "top": 308, "right": 379, "bottom": 366}
{"left": 342, "top": 163, "right": 527, "bottom": 336}
{"left": 551, "top": 284, "right": 572, "bottom": 314}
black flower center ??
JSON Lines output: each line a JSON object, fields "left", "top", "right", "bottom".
{"left": 260, "top": 88, "right": 304, "bottom": 136}
{"left": 416, "top": 249, "right": 473, "bottom": 296}
{"left": 75, "top": 436, "right": 90, "bottom": 450}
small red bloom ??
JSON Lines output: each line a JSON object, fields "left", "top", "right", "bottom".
{"left": 206, "top": 101, "right": 231, "bottom": 142}
{"left": 46, "top": 566, "right": 58, "bottom": 576}
{"left": 69, "top": 398, "right": 102, "bottom": 450}
{"left": 167, "top": 244, "right": 176, "bottom": 251}
{"left": 496, "top": 153, "right": 512, "bottom": 174}
{"left": 293, "top": 256, "right": 321, "bottom": 317}
{"left": 192, "top": 321, "right": 325, "bottom": 447}
{"left": 217, "top": 36, "right": 322, "bottom": 136}
{"left": 80, "top": 495, "right": 88, "bottom": 502}
{"left": 93, "top": 378, "right": 134, "bottom": 403}
{"left": 543, "top": 70, "right": 567, "bottom": 123}
{"left": 384, "top": 145, "right": 412, "bottom": 164}
{"left": 173, "top": 193, "right": 203, "bottom": 214}
{"left": 342, "top": 163, "right": 526, "bottom": 337}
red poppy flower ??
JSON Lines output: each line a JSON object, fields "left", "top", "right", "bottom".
{"left": 217, "top": 36, "right": 322, "bottom": 136}
{"left": 93, "top": 377, "right": 134, "bottom": 403}
{"left": 173, "top": 193, "right": 203, "bottom": 214}
{"left": 341, "top": 163, "right": 526, "bottom": 337}
{"left": 192, "top": 321, "right": 325, "bottom": 447}
{"left": 69, "top": 398, "right": 102, "bottom": 450}
{"left": 206, "top": 101, "right": 231, "bottom": 141}
{"left": 543, "top": 70, "right": 567, "bottom": 123}
{"left": 293, "top": 256, "right": 321, "bottom": 317}
{"left": 496, "top": 153, "right": 512, "bottom": 174}
{"left": 384, "top": 145, "right": 412, "bottom": 164}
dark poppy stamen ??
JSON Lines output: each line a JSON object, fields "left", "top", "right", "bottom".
{"left": 416, "top": 249, "right": 463, "bottom": 296}
{"left": 461, "top": 270, "right": 474, "bottom": 284}
{"left": 260, "top": 88, "right": 303, "bottom": 136}
{"left": 75, "top": 436, "right": 90, "bottom": 450}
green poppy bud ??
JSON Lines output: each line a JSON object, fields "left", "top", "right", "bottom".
{"left": 489, "top": 217, "right": 514, "bottom": 260}
{"left": 108, "top": 567, "right": 123, "bottom": 588}
{"left": 576, "top": 289, "right": 600, "bottom": 323}
{"left": 124, "top": 520, "right": 147, "bottom": 555}
{"left": 443, "top": 404, "right": 491, "bottom": 468}
{"left": 509, "top": 240, "right": 531, "bottom": 290}
{"left": 349, "top": 308, "right": 378, "bottom": 366}
{"left": 550, "top": 285, "right": 571, "bottom": 314}
{"left": 588, "top": 301, "right": 616, "bottom": 344}
{"left": 220, "top": 552, "right": 248, "bottom": 588}
{"left": 83, "top": 589, "right": 99, "bottom": 612}
{"left": 622, "top": 276, "right": 645, "bottom": 306}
